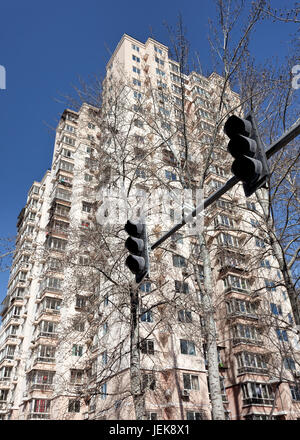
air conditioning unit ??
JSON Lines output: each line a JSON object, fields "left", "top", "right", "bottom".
{"left": 182, "top": 389, "right": 190, "bottom": 397}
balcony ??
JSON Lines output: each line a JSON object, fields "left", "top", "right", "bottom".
{"left": 36, "top": 332, "right": 58, "bottom": 340}
{"left": 33, "top": 357, "right": 55, "bottom": 365}
{"left": 29, "top": 383, "right": 54, "bottom": 392}
{"left": 224, "top": 286, "right": 251, "bottom": 295}
{"left": 38, "top": 286, "right": 62, "bottom": 299}
{"left": 227, "top": 311, "right": 258, "bottom": 321}
{"left": 0, "top": 378, "right": 11, "bottom": 388}
{"left": 238, "top": 366, "right": 268, "bottom": 375}
{"left": 243, "top": 397, "right": 274, "bottom": 406}
{"left": 36, "top": 308, "right": 60, "bottom": 320}
{"left": 232, "top": 337, "right": 262, "bottom": 347}
{"left": 0, "top": 401, "right": 9, "bottom": 411}
{"left": 27, "top": 412, "right": 50, "bottom": 420}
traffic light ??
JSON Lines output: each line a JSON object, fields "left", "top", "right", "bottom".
{"left": 224, "top": 113, "right": 270, "bottom": 197}
{"left": 124, "top": 220, "right": 149, "bottom": 283}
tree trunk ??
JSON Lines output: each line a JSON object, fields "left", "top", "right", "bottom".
{"left": 196, "top": 232, "right": 225, "bottom": 420}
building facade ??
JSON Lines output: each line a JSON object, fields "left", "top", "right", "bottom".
{"left": 0, "top": 34, "right": 300, "bottom": 420}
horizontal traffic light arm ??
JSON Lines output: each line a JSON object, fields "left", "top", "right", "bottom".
{"left": 150, "top": 118, "right": 300, "bottom": 251}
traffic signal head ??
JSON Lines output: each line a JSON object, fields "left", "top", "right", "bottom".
{"left": 124, "top": 220, "right": 149, "bottom": 283}
{"left": 224, "top": 113, "right": 270, "bottom": 197}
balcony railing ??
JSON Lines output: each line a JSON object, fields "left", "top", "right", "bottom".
{"left": 238, "top": 366, "right": 268, "bottom": 375}
{"left": 232, "top": 337, "right": 262, "bottom": 347}
{"left": 36, "top": 332, "right": 58, "bottom": 339}
{"left": 243, "top": 397, "right": 274, "bottom": 406}
{"left": 27, "top": 412, "right": 50, "bottom": 420}
{"left": 29, "top": 383, "right": 54, "bottom": 391}
{"left": 227, "top": 311, "right": 258, "bottom": 320}
{"left": 224, "top": 286, "right": 250, "bottom": 295}
{"left": 34, "top": 357, "right": 55, "bottom": 364}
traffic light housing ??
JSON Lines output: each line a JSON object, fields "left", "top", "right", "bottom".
{"left": 224, "top": 113, "right": 270, "bottom": 197}
{"left": 124, "top": 220, "right": 149, "bottom": 283}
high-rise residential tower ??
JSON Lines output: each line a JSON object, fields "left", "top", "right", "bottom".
{"left": 0, "top": 34, "right": 299, "bottom": 421}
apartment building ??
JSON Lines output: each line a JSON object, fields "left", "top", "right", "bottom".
{"left": 0, "top": 34, "right": 299, "bottom": 421}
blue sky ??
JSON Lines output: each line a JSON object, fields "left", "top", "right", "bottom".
{"left": 0, "top": 0, "right": 298, "bottom": 305}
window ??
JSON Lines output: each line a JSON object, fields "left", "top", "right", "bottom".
{"left": 169, "top": 63, "right": 179, "bottom": 73}
{"left": 180, "top": 339, "right": 196, "bottom": 355}
{"left": 133, "top": 78, "right": 141, "bottom": 87}
{"left": 172, "top": 255, "right": 186, "bottom": 268}
{"left": 0, "top": 390, "right": 8, "bottom": 402}
{"left": 161, "top": 122, "right": 171, "bottom": 133}
{"left": 236, "top": 352, "right": 267, "bottom": 372}
{"left": 290, "top": 385, "right": 300, "bottom": 401}
{"left": 133, "top": 91, "right": 142, "bottom": 100}
{"left": 70, "top": 370, "right": 83, "bottom": 384}
{"left": 217, "top": 233, "right": 239, "bottom": 247}
{"left": 141, "top": 309, "right": 153, "bottom": 323}
{"left": 140, "top": 340, "right": 154, "bottom": 355}
{"left": 223, "top": 275, "right": 249, "bottom": 291}
{"left": 270, "top": 302, "right": 282, "bottom": 315}
{"left": 63, "top": 135, "right": 76, "bottom": 146}
{"left": 146, "top": 412, "right": 158, "bottom": 420}
{"left": 165, "top": 170, "right": 176, "bottom": 181}
{"left": 75, "top": 295, "right": 86, "bottom": 309}
{"left": 178, "top": 310, "right": 192, "bottom": 323}
{"left": 134, "top": 118, "right": 143, "bottom": 128}
{"left": 283, "top": 357, "right": 296, "bottom": 370}
{"left": 72, "top": 345, "right": 83, "bottom": 357}
{"left": 159, "top": 106, "right": 170, "bottom": 116}
{"left": 82, "top": 202, "right": 92, "bottom": 213}
{"left": 132, "top": 54, "right": 140, "bottom": 62}
{"left": 250, "top": 218, "right": 260, "bottom": 227}
{"left": 156, "top": 68, "right": 165, "bottom": 77}
{"left": 40, "top": 321, "right": 57, "bottom": 336}
{"left": 261, "top": 259, "right": 270, "bottom": 269}
{"left": 232, "top": 324, "right": 261, "bottom": 343}
{"left": 140, "top": 282, "right": 151, "bottom": 293}
{"left": 186, "top": 411, "right": 203, "bottom": 420}
{"left": 157, "top": 80, "right": 167, "bottom": 89}
{"left": 142, "top": 373, "right": 156, "bottom": 390}
{"left": 102, "top": 350, "right": 108, "bottom": 366}
{"left": 183, "top": 374, "right": 199, "bottom": 390}
{"left": 136, "top": 169, "right": 146, "bottom": 178}
{"left": 73, "top": 321, "right": 85, "bottom": 332}
{"left": 81, "top": 221, "right": 90, "bottom": 229}
{"left": 155, "top": 56, "right": 164, "bottom": 66}
{"left": 247, "top": 201, "right": 256, "bottom": 211}
{"left": 100, "top": 383, "right": 107, "bottom": 399}
{"left": 42, "top": 297, "right": 61, "bottom": 312}
{"left": 32, "top": 399, "right": 51, "bottom": 414}
{"left": 68, "top": 400, "right": 80, "bottom": 413}
{"left": 170, "top": 73, "right": 181, "bottom": 83}
{"left": 132, "top": 44, "right": 140, "bottom": 52}
{"left": 132, "top": 66, "right": 140, "bottom": 74}
{"left": 103, "top": 322, "right": 108, "bottom": 335}
{"left": 241, "top": 382, "right": 274, "bottom": 404}
{"left": 265, "top": 279, "right": 276, "bottom": 291}
{"left": 276, "top": 328, "right": 288, "bottom": 342}
{"left": 175, "top": 281, "right": 189, "bottom": 294}
{"left": 154, "top": 45, "right": 162, "bottom": 55}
